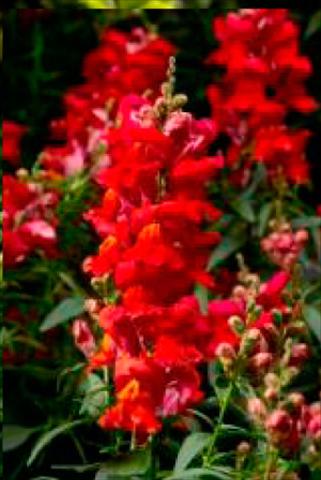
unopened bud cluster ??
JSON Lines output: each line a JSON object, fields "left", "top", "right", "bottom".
{"left": 261, "top": 222, "right": 309, "bottom": 270}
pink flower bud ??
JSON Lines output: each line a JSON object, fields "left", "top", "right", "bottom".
{"left": 72, "top": 319, "right": 96, "bottom": 358}
{"left": 215, "top": 342, "right": 236, "bottom": 360}
{"left": 265, "top": 409, "right": 293, "bottom": 433}
{"left": 232, "top": 285, "right": 247, "bottom": 299}
{"left": 264, "top": 388, "right": 278, "bottom": 402}
{"left": 250, "top": 352, "right": 273, "bottom": 370}
{"left": 307, "top": 414, "right": 321, "bottom": 442}
{"left": 287, "top": 392, "right": 305, "bottom": 410}
{"left": 264, "top": 372, "right": 280, "bottom": 389}
{"left": 294, "top": 229, "right": 309, "bottom": 244}
{"left": 247, "top": 398, "right": 267, "bottom": 422}
{"left": 236, "top": 441, "right": 251, "bottom": 455}
{"left": 276, "top": 233, "right": 293, "bottom": 251}
{"left": 289, "top": 343, "right": 310, "bottom": 366}
{"left": 85, "top": 298, "right": 101, "bottom": 315}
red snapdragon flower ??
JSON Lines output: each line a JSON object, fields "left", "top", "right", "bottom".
{"left": 39, "top": 29, "right": 176, "bottom": 179}
{"left": 206, "top": 9, "right": 317, "bottom": 185}
{"left": 3, "top": 121, "right": 27, "bottom": 166}
{"left": 3, "top": 175, "right": 59, "bottom": 267}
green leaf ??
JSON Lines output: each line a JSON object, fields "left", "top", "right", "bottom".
{"left": 27, "top": 420, "right": 84, "bottom": 466}
{"left": 305, "top": 10, "right": 321, "bottom": 39}
{"left": 195, "top": 283, "right": 208, "bottom": 314}
{"left": 51, "top": 463, "right": 101, "bottom": 473}
{"left": 3, "top": 425, "right": 36, "bottom": 452}
{"left": 230, "top": 198, "right": 255, "bottom": 223}
{"left": 240, "top": 163, "right": 266, "bottom": 200}
{"left": 257, "top": 202, "right": 273, "bottom": 237}
{"left": 79, "top": 0, "right": 114, "bottom": 7}
{"left": 218, "top": 424, "right": 249, "bottom": 438}
{"left": 30, "top": 477, "right": 59, "bottom": 480}
{"left": 40, "top": 297, "right": 85, "bottom": 332}
{"left": 207, "top": 227, "right": 247, "bottom": 270}
{"left": 79, "top": 373, "right": 108, "bottom": 417}
{"left": 303, "top": 304, "right": 321, "bottom": 342}
{"left": 291, "top": 216, "right": 321, "bottom": 229}
{"left": 95, "top": 447, "right": 151, "bottom": 479}
{"left": 167, "top": 467, "right": 233, "bottom": 479}
{"left": 174, "top": 433, "right": 211, "bottom": 473}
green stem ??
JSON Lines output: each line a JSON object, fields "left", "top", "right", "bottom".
{"left": 203, "top": 376, "right": 235, "bottom": 465}
{"left": 263, "top": 445, "right": 277, "bottom": 480}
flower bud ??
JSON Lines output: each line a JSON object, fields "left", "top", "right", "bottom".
{"left": 232, "top": 285, "right": 247, "bottom": 299}
{"left": 247, "top": 397, "right": 267, "bottom": 423}
{"left": 72, "top": 319, "right": 96, "bottom": 358}
{"left": 249, "top": 352, "right": 273, "bottom": 370}
{"left": 265, "top": 409, "right": 293, "bottom": 434}
{"left": 16, "top": 168, "right": 29, "bottom": 179}
{"left": 172, "top": 94, "right": 188, "bottom": 109}
{"left": 264, "top": 387, "right": 278, "bottom": 402}
{"left": 215, "top": 342, "right": 236, "bottom": 360}
{"left": 236, "top": 441, "right": 251, "bottom": 456}
{"left": 289, "top": 343, "right": 310, "bottom": 366}
{"left": 287, "top": 392, "right": 305, "bottom": 410}
{"left": 264, "top": 372, "right": 280, "bottom": 390}
{"left": 294, "top": 229, "right": 309, "bottom": 244}
{"left": 228, "top": 315, "right": 245, "bottom": 335}
{"left": 240, "top": 328, "right": 260, "bottom": 354}
{"left": 282, "top": 366, "right": 300, "bottom": 385}
{"left": 85, "top": 298, "right": 101, "bottom": 315}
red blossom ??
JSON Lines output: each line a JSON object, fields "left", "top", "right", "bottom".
{"left": 3, "top": 121, "right": 27, "bottom": 166}
{"left": 3, "top": 175, "right": 59, "bottom": 267}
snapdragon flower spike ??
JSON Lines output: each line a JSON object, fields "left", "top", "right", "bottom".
{"left": 82, "top": 63, "right": 229, "bottom": 436}
{"left": 39, "top": 28, "right": 176, "bottom": 178}
{"left": 206, "top": 9, "right": 317, "bottom": 185}
{"left": 3, "top": 174, "right": 59, "bottom": 267}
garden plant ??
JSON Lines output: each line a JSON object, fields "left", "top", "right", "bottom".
{"left": 2, "top": 5, "right": 321, "bottom": 480}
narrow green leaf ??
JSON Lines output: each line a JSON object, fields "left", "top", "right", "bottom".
{"left": 230, "top": 198, "right": 255, "bottom": 223}
{"left": 303, "top": 304, "right": 321, "bottom": 342}
{"left": 27, "top": 420, "right": 84, "bottom": 466}
{"left": 195, "top": 283, "right": 208, "bottom": 314}
{"left": 3, "top": 425, "right": 36, "bottom": 452}
{"left": 95, "top": 447, "right": 151, "bottom": 479}
{"left": 40, "top": 297, "right": 85, "bottom": 332}
{"left": 79, "top": 373, "right": 108, "bottom": 418}
{"left": 257, "top": 202, "right": 273, "bottom": 237}
{"left": 207, "top": 230, "right": 247, "bottom": 270}
{"left": 167, "top": 466, "right": 233, "bottom": 479}
{"left": 174, "top": 432, "right": 211, "bottom": 473}
{"left": 291, "top": 216, "right": 321, "bottom": 229}
{"left": 51, "top": 463, "right": 101, "bottom": 473}
{"left": 305, "top": 10, "right": 321, "bottom": 38}
{"left": 218, "top": 424, "right": 249, "bottom": 438}
{"left": 240, "top": 163, "right": 266, "bottom": 200}
{"left": 30, "top": 477, "right": 59, "bottom": 480}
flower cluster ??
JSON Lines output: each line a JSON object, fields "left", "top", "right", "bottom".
{"left": 39, "top": 27, "right": 176, "bottom": 178}
{"left": 79, "top": 73, "right": 230, "bottom": 435}
{"left": 206, "top": 9, "right": 317, "bottom": 185}
{"left": 3, "top": 173, "right": 59, "bottom": 267}
{"left": 2, "top": 27, "right": 175, "bottom": 268}
{"left": 261, "top": 221, "right": 309, "bottom": 270}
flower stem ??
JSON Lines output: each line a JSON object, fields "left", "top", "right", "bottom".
{"left": 263, "top": 444, "right": 277, "bottom": 480}
{"left": 203, "top": 376, "right": 235, "bottom": 465}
